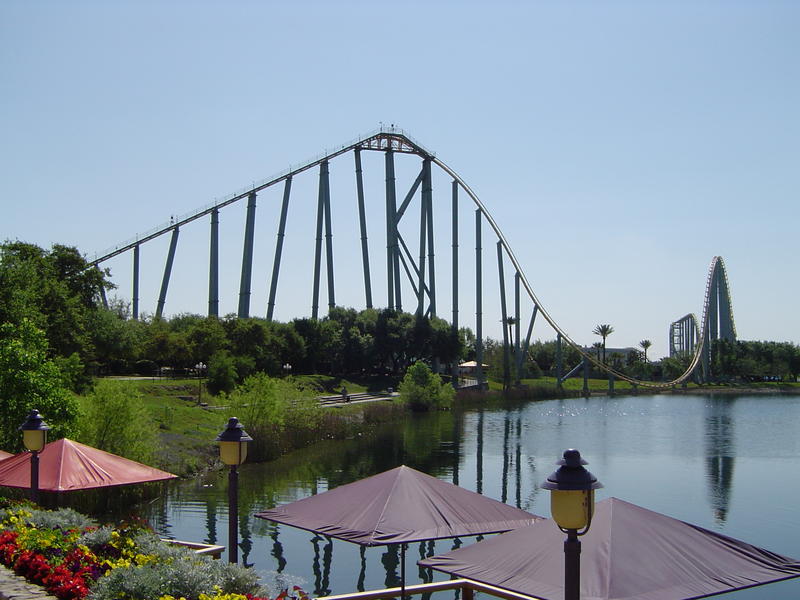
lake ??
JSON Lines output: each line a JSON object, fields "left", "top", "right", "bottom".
{"left": 126, "top": 393, "right": 800, "bottom": 599}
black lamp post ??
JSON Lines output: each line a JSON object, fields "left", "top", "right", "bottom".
{"left": 195, "top": 362, "right": 206, "bottom": 404}
{"left": 19, "top": 409, "right": 51, "bottom": 504}
{"left": 215, "top": 417, "right": 252, "bottom": 564}
{"left": 541, "top": 449, "right": 603, "bottom": 600}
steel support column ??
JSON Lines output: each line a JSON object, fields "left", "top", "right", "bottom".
{"left": 156, "top": 227, "right": 180, "bottom": 319}
{"left": 132, "top": 244, "right": 140, "bottom": 320}
{"left": 354, "top": 149, "right": 373, "bottom": 308}
{"left": 267, "top": 178, "right": 292, "bottom": 321}
{"left": 475, "top": 209, "right": 483, "bottom": 388}
{"left": 451, "top": 181, "right": 459, "bottom": 330}
{"left": 237, "top": 192, "right": 257, "bottom": 319}
{"left": 209, "top": 208, "right": 219, "bottom": 317}
{"left": 385, "top": 150, "right": 397, "bottom": 309}
{"left": 497, "top": 242, "right": 510, "bottom": 390}
{"left": 582, "top": 356, "right": 590, "bottom": 396}
{"left": 98, "top": 272, "right": 108, "bottom": 309}
{"left": 312, "top": 163, "right": 326, "bottom": 319}
{"left": 396, "top": 169, "right": 424, "bottom": 223}
{"left": 417, "top": 162, "right": 427, "bottom": 317}
{"left": 322, "top": 161, "right": 335, "bottom": 311}
{"left": 451, "top": 180, "right": 459, "bottom": 385}
{"left": 556, "top": 332, "right": 563, "bottom": 389}
{"left": 514, "top": 272, "right": 521, "bottom": 383}
{"left": 423, "top": 158, "right": 436, "bottom": 317}
{"left": 523, "top": 305, "right": 538, "bottom": 360}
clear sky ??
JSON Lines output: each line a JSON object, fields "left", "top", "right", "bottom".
{"left": 2, "top": 0, "right": 798, "bottom": 360}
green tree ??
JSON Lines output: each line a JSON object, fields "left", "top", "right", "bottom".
{"left": 398, "top": 361, "right": 455, "bottom": 412}
{"left": 0, "top": 241, "right": 113, "bottom": 387}
{"left": 186, "top": 316, "right": 229, "bottom": 364}
{"left": 639, "top": 339, "right": 652, "bottom": 362}
{"left": 76, "top": 380, "right": 158, "bottom": 464}
{"left": 207, "top": 350, "right": 238, "bottom": 395}
{"left": 88, "top": 305, "right": 145, "bottom": 374}
{"left": 592, "top": 324, "right": 615, "bottom": 364}
{"left": 0, "top": 319, "right": 79, "bottom": 452}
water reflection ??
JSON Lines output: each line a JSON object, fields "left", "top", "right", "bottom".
{"left": 240, "top": 513, "right": 254, "bottom": 567}
{"left": 380, "top": 544, "right": 399, "bottom": 589}
{"left": 356, "top": 546, "right": 366, "bottom": 592}
{"left": 98, "top": 394, "right": 800, "bottom": 600}
{"left": 205, "top": 497, "right": 218, "bottom": 545}
{"left": 270, "top": 524, "right": 286, "bottom": 572}
{"left": 310, "top": 535, "right": 333, "bottom": 596}
{"left": 476, "top": 408, "right": 484, "bottom": 494}
{"left": 705, "top": 397, "right": 736, "bottom": 524}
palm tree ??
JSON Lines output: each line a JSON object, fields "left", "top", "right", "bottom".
{"left": 639, "top": 339, "right": 652, "bottom": 362}
{"left": 592, "top": 324, "right": 614, "bottom": 364}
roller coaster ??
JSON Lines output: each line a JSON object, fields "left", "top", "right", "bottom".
{"left": 90, "top": 127, "right": 736, "bottom": 389}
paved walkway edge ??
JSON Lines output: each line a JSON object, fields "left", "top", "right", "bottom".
{"left": 0, "top": 564, "right": 55, "bottom": 600}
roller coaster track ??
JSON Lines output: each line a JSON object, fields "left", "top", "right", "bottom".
{"left": 667, "top": 257, "right": 736, "bottom": 383}
{"left": 90, "top": 127, "right": 735, "bottom": 389}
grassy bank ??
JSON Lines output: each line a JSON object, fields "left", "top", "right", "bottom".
{"left": 88, "top": 374, "right": 800, "bottom": 478}
{"left": 93, "top": 375, "right": 403, "bottom": 476}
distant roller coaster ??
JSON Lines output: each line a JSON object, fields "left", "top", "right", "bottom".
{"left": 90, "top": 127, "right": 734, "bottom": 389}
{"left": 669, "top": 256, "right": 737, "bottom": 382}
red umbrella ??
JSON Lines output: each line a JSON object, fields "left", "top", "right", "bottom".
{"left": 0, "top": 438, "right": 177, "bottom": 491}
{"left": 420, "top": 497, "right": 800, "bottom": 600}
{"left": 0, "top": 451, "right": 12, "bottom": 461}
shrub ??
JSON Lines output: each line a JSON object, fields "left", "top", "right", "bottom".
{"left": 88, "top": 543, "right": 264, "bottom": 600}
{"left": 398, "top": 361, "right": 455, "bottom": 411}
{"left": 75, "top": 380, "right": 158, "bottom": 464}
{"left": 0, "top": 503, "right": 285, "bottom": 600}
{"left": 26, "top": 507, "right": 96, "bottom": 531}
{"left": 222, "top": 373, "right": 321, "bottom": 461}
{"left": 207, "top": 350, "right": 237, "bottom": 395}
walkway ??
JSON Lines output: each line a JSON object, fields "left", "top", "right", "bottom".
{"left": 0, "top": 564, "right": 54, "bottom": 600}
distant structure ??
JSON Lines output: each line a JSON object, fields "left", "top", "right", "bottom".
{"left": 669, "top": 256, "right": 736, "bottom": 381}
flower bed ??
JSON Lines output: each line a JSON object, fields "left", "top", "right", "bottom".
{"left": 0, "top": 501, "right": 307, "bottom": 600}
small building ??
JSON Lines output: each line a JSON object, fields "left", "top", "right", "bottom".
{"left": 458, "top": 360, "right": 490, "bottom": 375}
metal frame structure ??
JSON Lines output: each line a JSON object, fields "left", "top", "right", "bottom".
{"left": 89, "top": 127, "right": 735, "bottom": 389}
{"left": 669, "top": 256, "right": 737, "bottom": 381}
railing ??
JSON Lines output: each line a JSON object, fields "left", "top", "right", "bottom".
{"left": 316, "top": 578, "right": 541, "bottom": 600}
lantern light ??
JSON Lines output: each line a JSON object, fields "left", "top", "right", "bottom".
{"left": 542, "top": 449, "right": 603, "bottom": 533}
{"left": 215, "top": 417, "right": 253, "bottom": 466}
{"left": 19, "top": 409, "right": 51, "bottom": 452}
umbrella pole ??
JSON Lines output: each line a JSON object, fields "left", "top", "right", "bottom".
{"left": 400, "top": 543, "right": 406, "bottom": 600}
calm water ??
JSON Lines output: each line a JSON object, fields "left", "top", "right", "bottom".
{"left": 127, "top": 394, "right": 800, "bottom": 599}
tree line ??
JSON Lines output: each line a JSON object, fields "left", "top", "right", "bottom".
{"left": 2, "top": 239, "right": 798, "bottom": 420}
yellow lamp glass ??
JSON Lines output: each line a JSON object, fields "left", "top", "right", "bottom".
{"left": 22, "top": 429, "right": 46, "bottom": 452}
{"left": 550, "top": 489, "right": 594, "bottom": 530}
{"left": 219, "top": 440, "right": 247, "bottom": 466}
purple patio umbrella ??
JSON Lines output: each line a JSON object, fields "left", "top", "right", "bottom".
{"left": 419, "top": 497, "right": 800, "bottom": 600}
{"left": 256, "top": 465, "right": 541, "bottom": 595}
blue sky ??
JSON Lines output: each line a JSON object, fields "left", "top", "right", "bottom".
{"left": 2, "top": 1, "right": 798, "bottom": 359}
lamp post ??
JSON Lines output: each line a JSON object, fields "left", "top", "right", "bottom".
{"left": 195, "top": 362, "right": 207, "bottom": 404}
{"left": 19, "top": 410, "right": 51, "bottom": 504}
{"left": 541, "top": 449, "right": 603, "bottom": 600}
{"left": 282, "top": 363, "right": 292, "bottom": 378}
{"left": 215, "top": 417, "right": 253, "bottom": 564}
